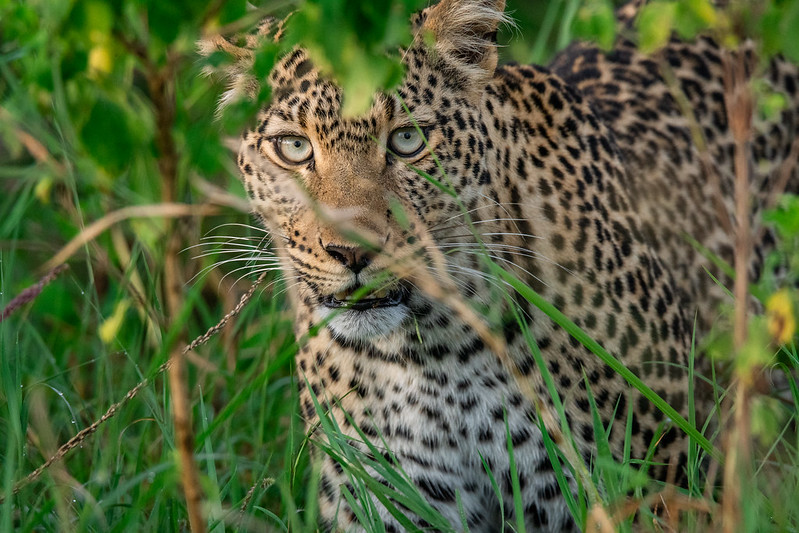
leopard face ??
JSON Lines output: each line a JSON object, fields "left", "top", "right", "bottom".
{"left": 236, "top": 8, "right": 507, "bottom": 347}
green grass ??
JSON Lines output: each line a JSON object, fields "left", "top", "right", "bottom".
{"left": 2, "top": 0, "right": 799, "bottom": 532}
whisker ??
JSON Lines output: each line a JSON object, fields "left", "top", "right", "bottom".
{"left": 429, "top": 217, "right": 529, "bottom": 235}
{"left": 436, "top": 231, "right": 542, "bottom": 241}
{"left": 427, "top": 264, "right": 508, "bottom": 307}
{"left": 182, "top": 241, "right": 267, "bottom": 255}
{"left": 447, "top": 242, "right": 580, "bottom": 281}
{"left": 272, "top": 279, "right": 305, "bottom": 300}
{"left": 219, "top": 263, "right": 285, "bottom": 286}
{"left": 427, "top": 200, "right": 537, "bottom": 231}
{"left": 428, "top": 203, "right": 517, "bottom": 230}
{"left": 189, "top": 254, "right": 290, "bottom": 285}
{"left": 190, "top": 249, "right": 278, "bottom": 262}
{"left": 438, "top": 242, "right": 552, "bottom": 262}
{"left": 204, "top": 222, "right": 272, "bottom": 236}
{"left": 436, "top": 246, "right": 555, "bottom": 291}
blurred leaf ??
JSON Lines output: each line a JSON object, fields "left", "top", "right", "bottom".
{"left": 737, "top": 316, "right": 773, "bottom": 374}
{"left": 99, "top": 298, "right": 131, "bottom": 344}
{"left": 88, "top": 44, "right": 113, "bottom": 77}
{"left": 185, "top": 126, "right": 226, "bottom": 175}
{"left": 638, "top": 1, "right": 677, "bottom": 54}
{"left": 283, "top": 0, "right": 425, "bottom": 116}
{"left": 573, "top": 0, "right": 616, "bottom": 51}
{"left": 674, "top": 0, "right": 717, "bottom": 40}
{"left": 85, "top": 0, "right": 114, "bottom": 36}
{"left": 759, "top": 2, "right": 782, "bottom": 58}
{"left": 766, "top": 289, "right": 796, "bottom": 346}
{"left": 780, "top": 1, "right": 799, "bottom": 63}
{"left": 755, "top": 82, "right": 788, "bottom": 121}
{"left": 253, "top": 41, "right": 282, "bottom": 80}
{"left": 0, "top": 2, "right": 41, "bottom": 45}
{"left": 146, "top": 0, "right": 184, "bottom": 44}
{"left": 218, "top": 0, "right": 247, "bottom": 26}
{"left": 750, "top": 396, "right": 783, "bottom": 446}
{"left": 80, "top": 96, "right": 134, "bottom": 173}
{"left": 764, "top": 195, "right": 799, "bottom": 241}
{"left": 388, "top": 197, "right": 411, "bottom": 231}
{"left": 34, "top": 176, "right": 53, "bottom": 204}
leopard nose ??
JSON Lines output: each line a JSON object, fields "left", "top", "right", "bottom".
{"left": 323, "top": 244, "right": 374, "bottom": 274}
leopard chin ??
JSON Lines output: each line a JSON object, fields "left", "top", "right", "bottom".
{"left": 319, "top": 304, "right": 410, "bottom": 341}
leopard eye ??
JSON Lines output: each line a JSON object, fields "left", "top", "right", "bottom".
{"left": 389, "top": 127, "right": 426, "bottom": 157}
{"left": 274, "top": 136, "right": 313, "bottom": 164}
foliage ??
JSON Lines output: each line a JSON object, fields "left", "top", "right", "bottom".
{"left": 283, "top": 0, "right": 427, "bottom": 116}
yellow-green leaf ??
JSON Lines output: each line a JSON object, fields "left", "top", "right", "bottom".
{"left": 99, "top": 299, "right": 131, "bottom": 344}
{"left": 638, "top": 1, "right": 677, "bottom": 54}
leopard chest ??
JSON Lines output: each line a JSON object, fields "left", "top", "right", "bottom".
{"left": 295, "top": 324, "right": 574, "bottom": 531}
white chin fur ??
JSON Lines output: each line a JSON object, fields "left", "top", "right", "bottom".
{"left": 320, "top": 305, "right": 409, "bottom": 341}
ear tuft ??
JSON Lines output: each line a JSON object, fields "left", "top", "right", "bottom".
{"left": 197, "top": 17, "right": 283, "bottom": 112}
{"left": 419, "top": 0, "right": 510, "bottom": 77}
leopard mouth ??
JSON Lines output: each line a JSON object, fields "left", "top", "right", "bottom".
{"left": 321, "top": 285, "right": 408, "bottom": 311}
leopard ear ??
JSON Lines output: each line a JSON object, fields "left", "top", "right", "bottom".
{"left": 197, "top": 17, "right": 283, "bottom": 111}
{"left": 418, "top": 0, "right": 509, "bottom": 78}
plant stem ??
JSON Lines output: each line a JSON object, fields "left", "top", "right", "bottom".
{"left": 721, "top": 46, "right": 754, "bottom": 533}
{"left": 146, "top": 47, "right": 207, "bottom": 533}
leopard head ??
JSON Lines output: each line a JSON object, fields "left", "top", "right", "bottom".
{"left": 201, "top": 0, "right": 509, "bottom": 343}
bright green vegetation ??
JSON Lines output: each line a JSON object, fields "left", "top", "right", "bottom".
{"left": 1, "top": 0, "right": 798, "bottom": 531}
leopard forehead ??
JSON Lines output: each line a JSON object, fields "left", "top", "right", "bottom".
{"left": 236, "top": 39, "right": 491, "bottom": 238}
{"left": 256, "top": 45, "right": 457, "bottom": 148}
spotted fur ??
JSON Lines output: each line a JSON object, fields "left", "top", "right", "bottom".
{"left": 201, "top": 0, "right": 799, "bottom": 530}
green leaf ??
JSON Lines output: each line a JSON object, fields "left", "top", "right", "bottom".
{"left": 146, "top": 0, "right": 184, "bottom": 44}
{"left": 84, "top": 0, "right": 114, "bottom": 37}
{"left": 218, "top": 0, "right": 247, "bottom": 26}
{"left": 760, "top": 3, "right": 782, "bottom": 59}
{"left": 253, "top": 41, "right": 282, "bottom": 80}
{"left": 780, "top": 1, "right": 799, "bottom": 63}
{"left": 763, "top": 195, "right": 799, "bottom": 240}
{"left": 637, "top": 1, "right": 677, "bottom": 54}
{"left": 282, "top": 0, "right": 424, "bottom": 117}
{"left": 674, "top": 0, "right": 717, "bottom": 40}
{"left": 80, "top": 96, "right": 134, "bottom": 173}
{"left": 572, "top": 0, "right": 616, "bottom": 50}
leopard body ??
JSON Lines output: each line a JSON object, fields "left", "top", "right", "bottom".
{"left": 202, "top": 1, "right": 799, "bottom": 530}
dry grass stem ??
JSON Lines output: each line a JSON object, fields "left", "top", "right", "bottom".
{"left": 585, "top": 504, "right": 617, "bottom": 533}
{"left": 168, "top": 346, "right": 206, "bottom": 533}
{"left": 191, "top": 175, "right": 253, "bottom": 213}
{"left": 42, "top": 203, "right": 220, "bottom": 272}
{"left": 238, "top": 476, "right": 274, "bottom": 520}
{"left": 3, "top": 363, "right": 166, "bottom": 503}
{"left": 721, "top": 46, "right": 755, "bottom": 533}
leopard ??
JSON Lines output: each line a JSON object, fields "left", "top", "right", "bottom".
{"left": 199, "top": 0, "right": 799, "bottom": 530}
